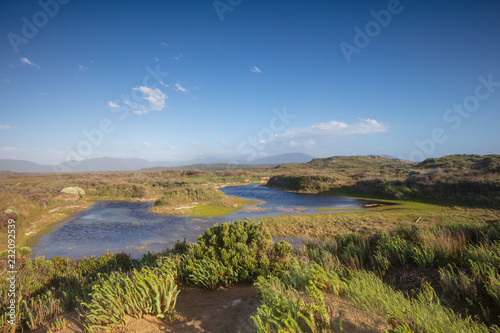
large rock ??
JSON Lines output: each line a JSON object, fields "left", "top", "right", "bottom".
{"left": 60, "top": 187, "right": 85, "bottom": 196}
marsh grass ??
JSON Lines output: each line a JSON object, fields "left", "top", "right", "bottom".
{"left": 290, "top": 219, "right": 500, "bottom": 328}
{"left": 188, "top": 197, "right": 257, "bottom": 217}
{"left": 262, "top": 198, "right": 498, "bottom": 239}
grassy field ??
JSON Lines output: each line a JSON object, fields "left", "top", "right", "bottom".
{"left": 0, "top": 154, "right": 499, "bottom": 332}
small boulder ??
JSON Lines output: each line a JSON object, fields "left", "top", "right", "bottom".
{"left": 4, "top": 207, "right": 18, "bottom": 221}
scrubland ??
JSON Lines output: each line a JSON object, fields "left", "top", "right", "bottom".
{"left": 1, "top": 154, "right": 499, "bottom": 332}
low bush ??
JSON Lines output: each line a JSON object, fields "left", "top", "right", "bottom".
{"left": 184, "top": 220, "right": 292, "bottom": 289}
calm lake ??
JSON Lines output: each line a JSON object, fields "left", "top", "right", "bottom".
{"left": 31, "top": 184, "right": 368, "bottom": 259}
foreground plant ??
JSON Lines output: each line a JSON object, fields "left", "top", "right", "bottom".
{"left": 252, "top": 275, "right": 331, "bottom": 333}
{"left": 79, "top": 257, "right": 179, "bottom": 332}
{"left": 182, "top": 220, "right": 293, "bottom": 289}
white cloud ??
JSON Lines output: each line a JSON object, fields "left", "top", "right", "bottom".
{"left": 5, "top": 78, "right": 10, "bottom": 83}
{"left": 173, "top": 53, "right": 184, "bottom": 60}
{"left": 161, "top": 42, "right": 168, "bottom": 48}
{"left": 275, "top": 118, "right": 388, "bottom": 142}
{"left": 174, "top": 83, "right": 188, "bottom": 93}
{"left": 40, "top": 92, "right": 48, "bottom": 96}
{"left": 142, "top": 141, "right": 152, "bottom": 148}
{"left": 89, "top": 59, "right": 95, "bottom": 64}
{"left": 78, "top": 64, "right": 88, "bottom": 72}
{"left": 107, "top": 101, "right": 119, "bottom": 108}
{"left": 20, "top": 57, "right": 40, "bottom": 69}
{"left": 0, "top": 125, "right": 13, "bottom": 130}
{"left": 132, "top": 86, "right": 168, "bottom": 112}
{"left": 154, "top": 56, "right": 159, "bottom": 62}
{"left": 162, "top": 141, "right": 177, "bottom": 151}
{"left": 250, "top": 66, "right": 262, "bottom": 73}
{"left": 220, "top": 139, "right": 234, "bottom": 148}
{"left": 159, "top": 81, "right": 169, "bottom": 88}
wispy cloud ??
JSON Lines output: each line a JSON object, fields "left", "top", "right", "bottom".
{"left": 173, "top": 53, "right": 184, "bottom": 60}
{"left": 250, "top": 66, "right": 262, "bottom": 73}
{"left": 220, "top": 139, "right": 234, "bottom": 148}
{"left": 131, "top": 86, "right": 168, "bottom": 113}
{"left": 78, "top": 64, "right": 88, "bottom": 72}
{"left": 142, "top": 141, "right": 152, "bottom": 148}
{"left": 275, "top": 118, "right": 388, "bottom": 142}
{"left": 107, "top": 101, "right": 119, "bottom": 108}
{"left": 174, "top": 83, "right": 188, "bottom": 93}
{"left": 39, "top": 92, "right": 48, "bottom": 96}
{"left": 5, "top": 78, "right": 10, "bottom": 83}
{"left": 0, "top": 125, "right": 13, "bottom": 130}
{"left": 19, "top": 57, "right": 40, "bottom": 69}
{"left": 190, "top": 141, "right": 208, "bottom": 150}
{"left": 159, "top": 81, "right": 169, "bottom": 88}
{"left": 154, "top": 56, "right": 159, "bottom": 62}
{"left": 161, "top": 42, "right": 168, "bottom": 48}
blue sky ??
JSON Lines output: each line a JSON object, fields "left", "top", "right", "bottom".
{"left": 1, "top": 0, "right": 499, "bottom": 164}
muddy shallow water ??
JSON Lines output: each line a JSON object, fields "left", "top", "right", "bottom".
{"left": 31, "top": 184, "right": 368, "bottom": 259}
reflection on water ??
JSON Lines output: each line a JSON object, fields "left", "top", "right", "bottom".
{"left": 32, "top": 184, "right": 367, "bottom": 260}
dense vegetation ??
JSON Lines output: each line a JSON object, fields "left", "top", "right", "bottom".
{"left": 267, "top": 154, "right": 500, "bottom": 207}
{"left": 1, "top": 217, "right": 499, "bottom": 332}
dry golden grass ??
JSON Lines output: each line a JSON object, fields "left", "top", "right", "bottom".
{"left": 262, "top": 201, "right": 500, "bottom": 239}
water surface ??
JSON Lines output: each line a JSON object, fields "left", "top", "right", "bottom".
{"left": 32, "top": 184, "right": 367, "bottom": 259}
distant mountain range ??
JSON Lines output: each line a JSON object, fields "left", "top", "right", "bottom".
{"left": 0, "top": 153, "right": 315, "bottom": 173}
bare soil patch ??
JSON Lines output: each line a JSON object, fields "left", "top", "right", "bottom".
{"left": 30, "top": 285, "right": 391, "bottom": 333}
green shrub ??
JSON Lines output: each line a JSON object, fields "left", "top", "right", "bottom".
{"left": 186, "top": 258, "right": 233, "bottom": 290}
{"left": 185, "top": 220, "right": 292, "bottom": 289}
